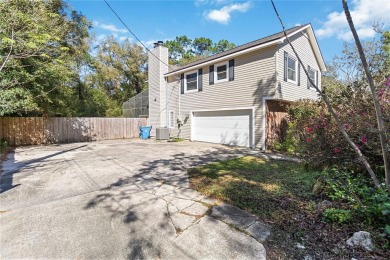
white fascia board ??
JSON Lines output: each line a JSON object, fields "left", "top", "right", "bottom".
{"left": 307, "top": 29, "right": 327, "bottom": 72}
{"left": 279, "top": 24, "right": 311, "bottom": 41}
{"left": 280, "top": 24, "right": 327, "bottom": 72}
{"left": 165, "top": 39, "right": 283, "bottom": 77}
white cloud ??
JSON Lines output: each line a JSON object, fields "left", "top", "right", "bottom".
{"left": 195, "top": 0, "right": 209, "bottom": 6}
{"left": 204, "top": 2, "right": 252, "bottom": 24}
{"left": 195, "top": 0, "right": 232, "bottom": 6}
{"left": 93, "top": 21, "right": 127, "bottom": 34}
{"left": 119, "top": 36, "right": 130, "bottom": 42}
{"left": 142, "top": 40, "right": 158, "bottom": 49}
{"left": 214, "top": 0, "right": 231, "bottom": 4}
{"left": 316, "top": 0, "right": 390, "bottom": 41}
{"left": 96, "top": 34, "right": 107, "bottom": 42}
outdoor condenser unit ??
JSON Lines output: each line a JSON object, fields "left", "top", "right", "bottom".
{"left": 156, "top": 127, "right": 169, "bottom": 140}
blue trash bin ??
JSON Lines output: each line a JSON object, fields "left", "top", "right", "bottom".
{"left": 139, "top": 126, "right": 152, "bottom": 139}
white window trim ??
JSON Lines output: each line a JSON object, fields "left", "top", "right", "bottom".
{"left": 169, "top": 110, "right": 175, "bottom": 129}
{"left": 214, "top": 61, "right": 229, "bottom": 84}
{"left": 308, "top": 67, "right": 317, "bottom": 90}
{"left": 184, "top": 70, "right": 198, "bottom": 93}
{"left": 287, "top": 56, "right": 298, "bottom": 84}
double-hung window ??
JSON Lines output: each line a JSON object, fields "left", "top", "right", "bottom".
{"left": 287, "top": 56, "right": 297, "bottom": 83}
{"left": 308, "top": 67, "right": 317, "bottom": 89}
{"left": 185, "top": 71, "right": 198, "bottom": 92}
{"left": 214, "top": 62, "right": 228, "bottom": 83}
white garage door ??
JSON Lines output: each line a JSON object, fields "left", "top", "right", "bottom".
{"left": 192, "top": 109, "right": 252, "bottom": 147}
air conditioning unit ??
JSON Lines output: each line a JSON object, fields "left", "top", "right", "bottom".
{"left": 156, "top": 127, "right": 169, "bottom": 140}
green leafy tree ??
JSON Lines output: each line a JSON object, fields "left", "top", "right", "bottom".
{"left": 90, "top": 37, "right": 147, "bottom": 106}
{"left": 212, "top": 39, "right": 236, "bottom": 54}
{"left": 0, "top": 0, "right": 91, "bottom": 116}
{"left": 164, "top": 36, "right": 235, "bottom": 65}
{"left": 192, "top": 37, "right": 212, "bottom": 56}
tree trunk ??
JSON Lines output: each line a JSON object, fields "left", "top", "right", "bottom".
{"left": 342, "top": 0, "right": 390, "bottom": 194}
{"left": 270, "top": 0, "right": 381, "bottom": 188}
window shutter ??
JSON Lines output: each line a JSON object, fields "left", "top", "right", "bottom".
{"left": 209, "top": 65, "right": 214, "bottom": 85}
{"left": 180, "top": 73, "right": 184, "bottom": 94}
{"left": 229, "top": 59, "right": 234, "bottom": 81}
{"left": 307, "top": 65, "right": 311, "bottom": 89}
{"left": 284, "top": 51, "right": 288, "bottom": 82}
{"left": 297, "top": 63, "right": 300, "bottom": 86}
{"left": 316, "top": 70, "right": 318, "bottom": 88}
{"left": 198, "top": 69, "right": 203, "bottom": 92}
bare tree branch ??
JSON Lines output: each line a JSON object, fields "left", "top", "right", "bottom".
{"left": 342, "top": 0, "right": 389, "bottom": 193}
{"left": 270, "top": 0, "right": 381, "bottom": 187}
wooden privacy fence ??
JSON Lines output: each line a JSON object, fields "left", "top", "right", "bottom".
{"left": 0, "top": 117, "right": 148, "bottom": 146}
{"left": 266, "top": 100, "right": 290, "bottom": 150}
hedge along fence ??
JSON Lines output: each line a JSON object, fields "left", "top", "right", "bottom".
{"left": 0, "top": 117, "right": 149, "bottom": 146}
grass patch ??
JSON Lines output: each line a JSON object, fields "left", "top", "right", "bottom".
{"left": 188, "top": 156, "right": 387, "bottom": 259}
{"left": 0, "top": 139, "right": 8, "bottom": 155}
{"left": 189, "top": 156, "right": 320, "bottom": 221}
{"left": 168, "top": 137, "right": 185, "bottom": 142}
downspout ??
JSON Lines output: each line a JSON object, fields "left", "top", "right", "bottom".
{"left": 178, "top": 76, "right": 182, "bottom": 138}
{"left": 165, "top": 77, "right": 169, "bottom": 128}
{"left": 178, "top": 77, "right": 181, "bottom": 122}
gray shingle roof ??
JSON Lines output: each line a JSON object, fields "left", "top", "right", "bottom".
{"left": 167, "top": 24, "right": 309, "bottom": 75}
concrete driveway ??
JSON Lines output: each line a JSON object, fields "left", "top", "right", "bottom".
{"left": 0, "top": 140, "right": 266, "bottom": 259}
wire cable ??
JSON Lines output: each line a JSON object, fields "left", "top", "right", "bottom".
{"left": 103, "top": 0, "right": 174, "bottom": 71}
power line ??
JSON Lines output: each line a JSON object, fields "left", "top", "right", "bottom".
{"left": 103, "top": 0, "right": 173, "bottom": 70}
{"left": 103, "top": 0, "right": 179, "bottom": 125}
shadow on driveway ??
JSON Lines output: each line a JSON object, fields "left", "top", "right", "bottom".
{"left": 84, "top": 145, "right": 254, "bottom": 259}
{"left": 0, "top": 145, "right": 87, "bottom": 194}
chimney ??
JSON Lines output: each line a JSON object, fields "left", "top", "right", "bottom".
{"left": 153, "top": 41, "right": 164, "bottom": 48}
{"left": 148, "top": 41, "right": 168, "bottom": 132}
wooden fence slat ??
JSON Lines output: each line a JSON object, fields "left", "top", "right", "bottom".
{"left": 0, "top": 117, "right": 147, "bottom": 145}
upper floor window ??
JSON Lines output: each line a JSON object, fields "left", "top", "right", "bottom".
{"left": 287, "top": 56, "right": 297, "bottom": 83}
{"left": 209, "top": 59, "right": 234, "bottom": 85}
{"left": 185, "top": 71, "right": 198, "bottom": 92}
{"left": 308, "top": 66, "right": 317, "bottom": 89}
{"left": 215, "top": 62, "right": 228, "bottom": 83}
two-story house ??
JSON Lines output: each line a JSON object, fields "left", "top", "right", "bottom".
{"left": 148, "top": 24, "right": 326, "bottom": 149}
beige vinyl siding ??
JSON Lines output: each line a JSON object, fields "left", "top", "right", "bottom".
{"left": 276, "top": 31, "right": 322, "bottom": 101}
{"left": 166, "top": 78, "right": 180, "bottom": 136}
{"left": 167, "top": 45, "right": 277, "bottom": 148}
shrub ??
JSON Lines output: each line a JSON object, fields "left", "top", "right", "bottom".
{"left": 285, "top": 79, "right": 390, "bottom": 174}
{"left": 323, "top": 167, "right": 390, "bottom": 227}
{"left": 0, "top": 139, "right": 8, "bottom": 154}
{"left": 274, "top": 122, "right": 300, "bottom": 155}
{"left": 323, "top": 208, "right": 352, "bottom": 224}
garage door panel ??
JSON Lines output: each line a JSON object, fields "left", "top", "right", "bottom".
{"left": 192, "top": 109, "right": 252, "bottom": 147}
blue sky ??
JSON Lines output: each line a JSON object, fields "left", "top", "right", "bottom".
{"left": 69, "top": 0, "right": 390, "bottom": 63}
